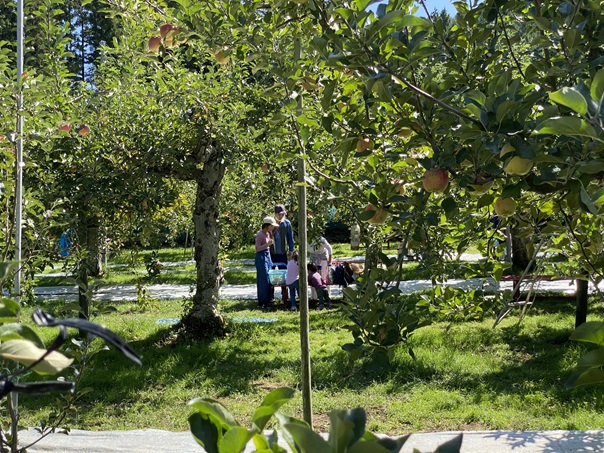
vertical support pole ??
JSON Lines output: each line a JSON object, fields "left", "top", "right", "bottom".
{"left": 14, "top": 0, "right": 25, "bottom": 301}
{"left": 11, "top": 0, "right": 25, "bottom": 447}
{"left": 294, "top": 36, "right": 312, "bottom": 428}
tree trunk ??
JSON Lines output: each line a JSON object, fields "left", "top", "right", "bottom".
{"left": 575, "top": 277, "right": 589, "bottom": 328}
{"left": 87, "top": 221, "right": 103, "bottom": 277}
{"left": 511, "top": 227, "right": 532, "bottom": 271}
{"left": 180, "top": 144, "right": 227, "bottom": 339}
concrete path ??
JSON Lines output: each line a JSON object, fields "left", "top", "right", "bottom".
{"left": 33, "top": 277, "right": 602, "bottom": 303}
{"left": 17, "top": 427, "right": 604, "bottom": 452}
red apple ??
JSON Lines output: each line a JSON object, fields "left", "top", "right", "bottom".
{"left": 504, "top": 156, "right": 533, "bottom": 176}
{"left": 365, "top": 203, "right": 388, "bottom": 225}
{"left": 422, "top": 168, "right": 449, "bottom": 193}
{"left": 159, "top": 24, "right": 174, "bottom": 38}
{"left": 58, "top": 124, "right": 71, "bottom": 133}
{"left": 261, "top": 164, "right": 269, "bottom": 173}
{"left": 141, "top": 198, "right": 149, "bottom": 208}
{"left": 356, "top": 136, "right": 374, "bottom": 153}
{"left": 148, "top": 36, "right": 161, "bottom": 53}
{"left": 78, "top": 125, "right": 90, "bottom": 137}
{"left": 494, "top": 197, "right": 516, "bottom": 217}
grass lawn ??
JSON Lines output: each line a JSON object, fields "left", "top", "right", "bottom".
{"left": 17, "top": 293, "right": 604, "bottom": 435}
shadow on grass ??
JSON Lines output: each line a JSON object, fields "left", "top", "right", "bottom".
{"left": 18, "top": 296, "right": 604, "bottom": 434}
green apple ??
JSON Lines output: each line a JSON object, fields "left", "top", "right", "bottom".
{"left": 494, "top": 197, "right": 516, "bottom": 217}
{"left": 504, "top": 156, "right": 533, "bottom": 176}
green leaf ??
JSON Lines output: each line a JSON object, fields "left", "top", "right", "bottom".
{"left": 576, "top": 161, "right": 604, "bottom": 175}
{"left": 0, "top": 323, "right": 44, "bottom": 348}
{"left": 465, "top": 90, "right": 486, "bottom": 107}
{"left": 590, "top": 68, "right": 604, "bottom": 102}
{"left": 0, "top": 297, "right": 21, "bottom": 322}
{"left": 275, "top": 413, "right": 310, "bottom": 452}
{"left": 282, "top": 423, "right": 330, "bottom": 453}
{"left": 322, "top": 80, "right": 336, "bottom": 110}
{"left": 367, "top": 11, "right": 431, "bottom": 40}
{"left": 0, "top": 262, "right": 17, "bottom": 282}
{"left": 496, "top": 100, "right": 516, "bottom": 122}
{"left": 329, "top": 410, "right": 356, "bottom": 452}
{"left": 534, "top": 117, "right": 601, "bottom": 141}
{"left": 592, "top": 186, "right": 604, "bottom": 205}
{"left": 0, "top": 339, "right": 73, "bottom": 375}
{"left": 580, "top": 187, "right": 600, "bottom": 215}
{"left": 566, "top": 369, "right": 604, "bottom": 388}
{"left": 252, "top": 387, "right": 295, "bottom": 431}
{"left": 575, "top": 347, "right": 604, "bottom": 372}
{"left": 297, "top": 115, "right": 318, "bottom": 127}
{"left": 218, "top": 426, "right": 252, "bottom": 453}
{"left": 189, "top": 412, "right": 221, "bottom": 453}
{"left": 570, "top": 321, "right": 604, "bottom": 346}
{"left": 549, "top": 87, "right": 588, "bottom": 115}
{"left": 188, "top": 398, "right": 240, "bottom": 429}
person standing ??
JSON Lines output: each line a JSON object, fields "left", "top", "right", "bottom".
{"left": 286, "top": 250, "right": 300, "bottom": 312}
{"left": 270, "top": 204, "right": 294, "bottom": 267}
{"left": 307, "top": 262, "right": 332, "bottom": 309}
{"left": 309, "top": 236, "right": 332, "bottom": 286}
{"left": 256, "top": 216, "right": 279, "bottom": 309}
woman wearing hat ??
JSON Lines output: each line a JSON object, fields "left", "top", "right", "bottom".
{"left": 255, "top": 216, "right": 279, "bottom": 309}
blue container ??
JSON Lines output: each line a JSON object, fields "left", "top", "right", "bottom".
{"left": 269, "top": 269, "right": 287, "bottom": 285}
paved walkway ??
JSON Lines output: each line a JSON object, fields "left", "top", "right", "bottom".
{"left": 33, "top": 277, "right": 601, "bottom": 303}
{"left": 17, "top": 427, "right": 604, "bottom": 452}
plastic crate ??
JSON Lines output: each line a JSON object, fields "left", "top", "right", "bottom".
{"left": 269, "top": 269, "right": 287, "bottom": 285}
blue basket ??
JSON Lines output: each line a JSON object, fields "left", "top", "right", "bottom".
{"left": 269, "top": 269, "right": 287, "bottom": 285}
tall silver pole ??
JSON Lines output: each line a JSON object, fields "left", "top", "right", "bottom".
{"left": 14, "top": 0, "right": 24, "bottom": 302}
{"left": 294, "top": 36, "right": 312, "bottom": 428}
{"left": 11, "top": 0, "right": 25, "bottom": 444}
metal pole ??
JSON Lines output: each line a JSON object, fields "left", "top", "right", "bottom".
{"left": 14, "top": 0, "right": 24, "bottom": 302}
{"left": 294, "top": 36, "right": 312, "bottom": 428}
{"left": 11, "top": 0, "right": 25, "bottom": 446}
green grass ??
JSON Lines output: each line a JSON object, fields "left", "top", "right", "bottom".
{"left": 16, "top": 295, "right": 604, "bottom": 434}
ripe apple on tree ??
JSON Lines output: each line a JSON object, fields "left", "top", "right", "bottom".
{"left": 57, "top": 124, "right": 71, "bottom": 133}
{"left": 494, "top": 197, "right": 516, "bottom": 217}
{"left": 148, "top": 36, "right": 161, "bottom": 53}
{"left": 160, "top": 24, "right": 175, "bottom": 38}
{"left": 78, "top": 125, "right": 91, "bottom": 137}
{"left": 261, "top": 163, "right": 269, "bottom": 173}
{"left": 356, "top": 136, "right": 374, "bottom": 153}
{"left": 422, "top": 168, "right": 449, "bottom": 193}
{"left": 364, "top": 203, "right": 388, "bottom": 225}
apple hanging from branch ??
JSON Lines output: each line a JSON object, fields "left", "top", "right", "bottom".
{"left": 504, "top": 156, "right": 533, "bottom": 176}
{"left": 364, "top": 203, "right": 389, "bottom": 225}
{"left": 422, "top": 168, "right": 449, "bottom": 193}
{"left": 494, "top": 197, "right": 516, "bottom": 217}
{"left": 356, "top": 136, "right": 374, "bottom": 153}
{"left": 78, "top": 125, "right": 91, "bottom": 137}
{"left": 147, "top": 36, "right": 161, "bottom": 53}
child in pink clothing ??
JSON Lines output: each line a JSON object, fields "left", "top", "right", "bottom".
{"left": 307, "top": 262, "right": 332, "bottom": 309}
{"left": 286, "top": 250, "right": 299, "bottom": 312}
